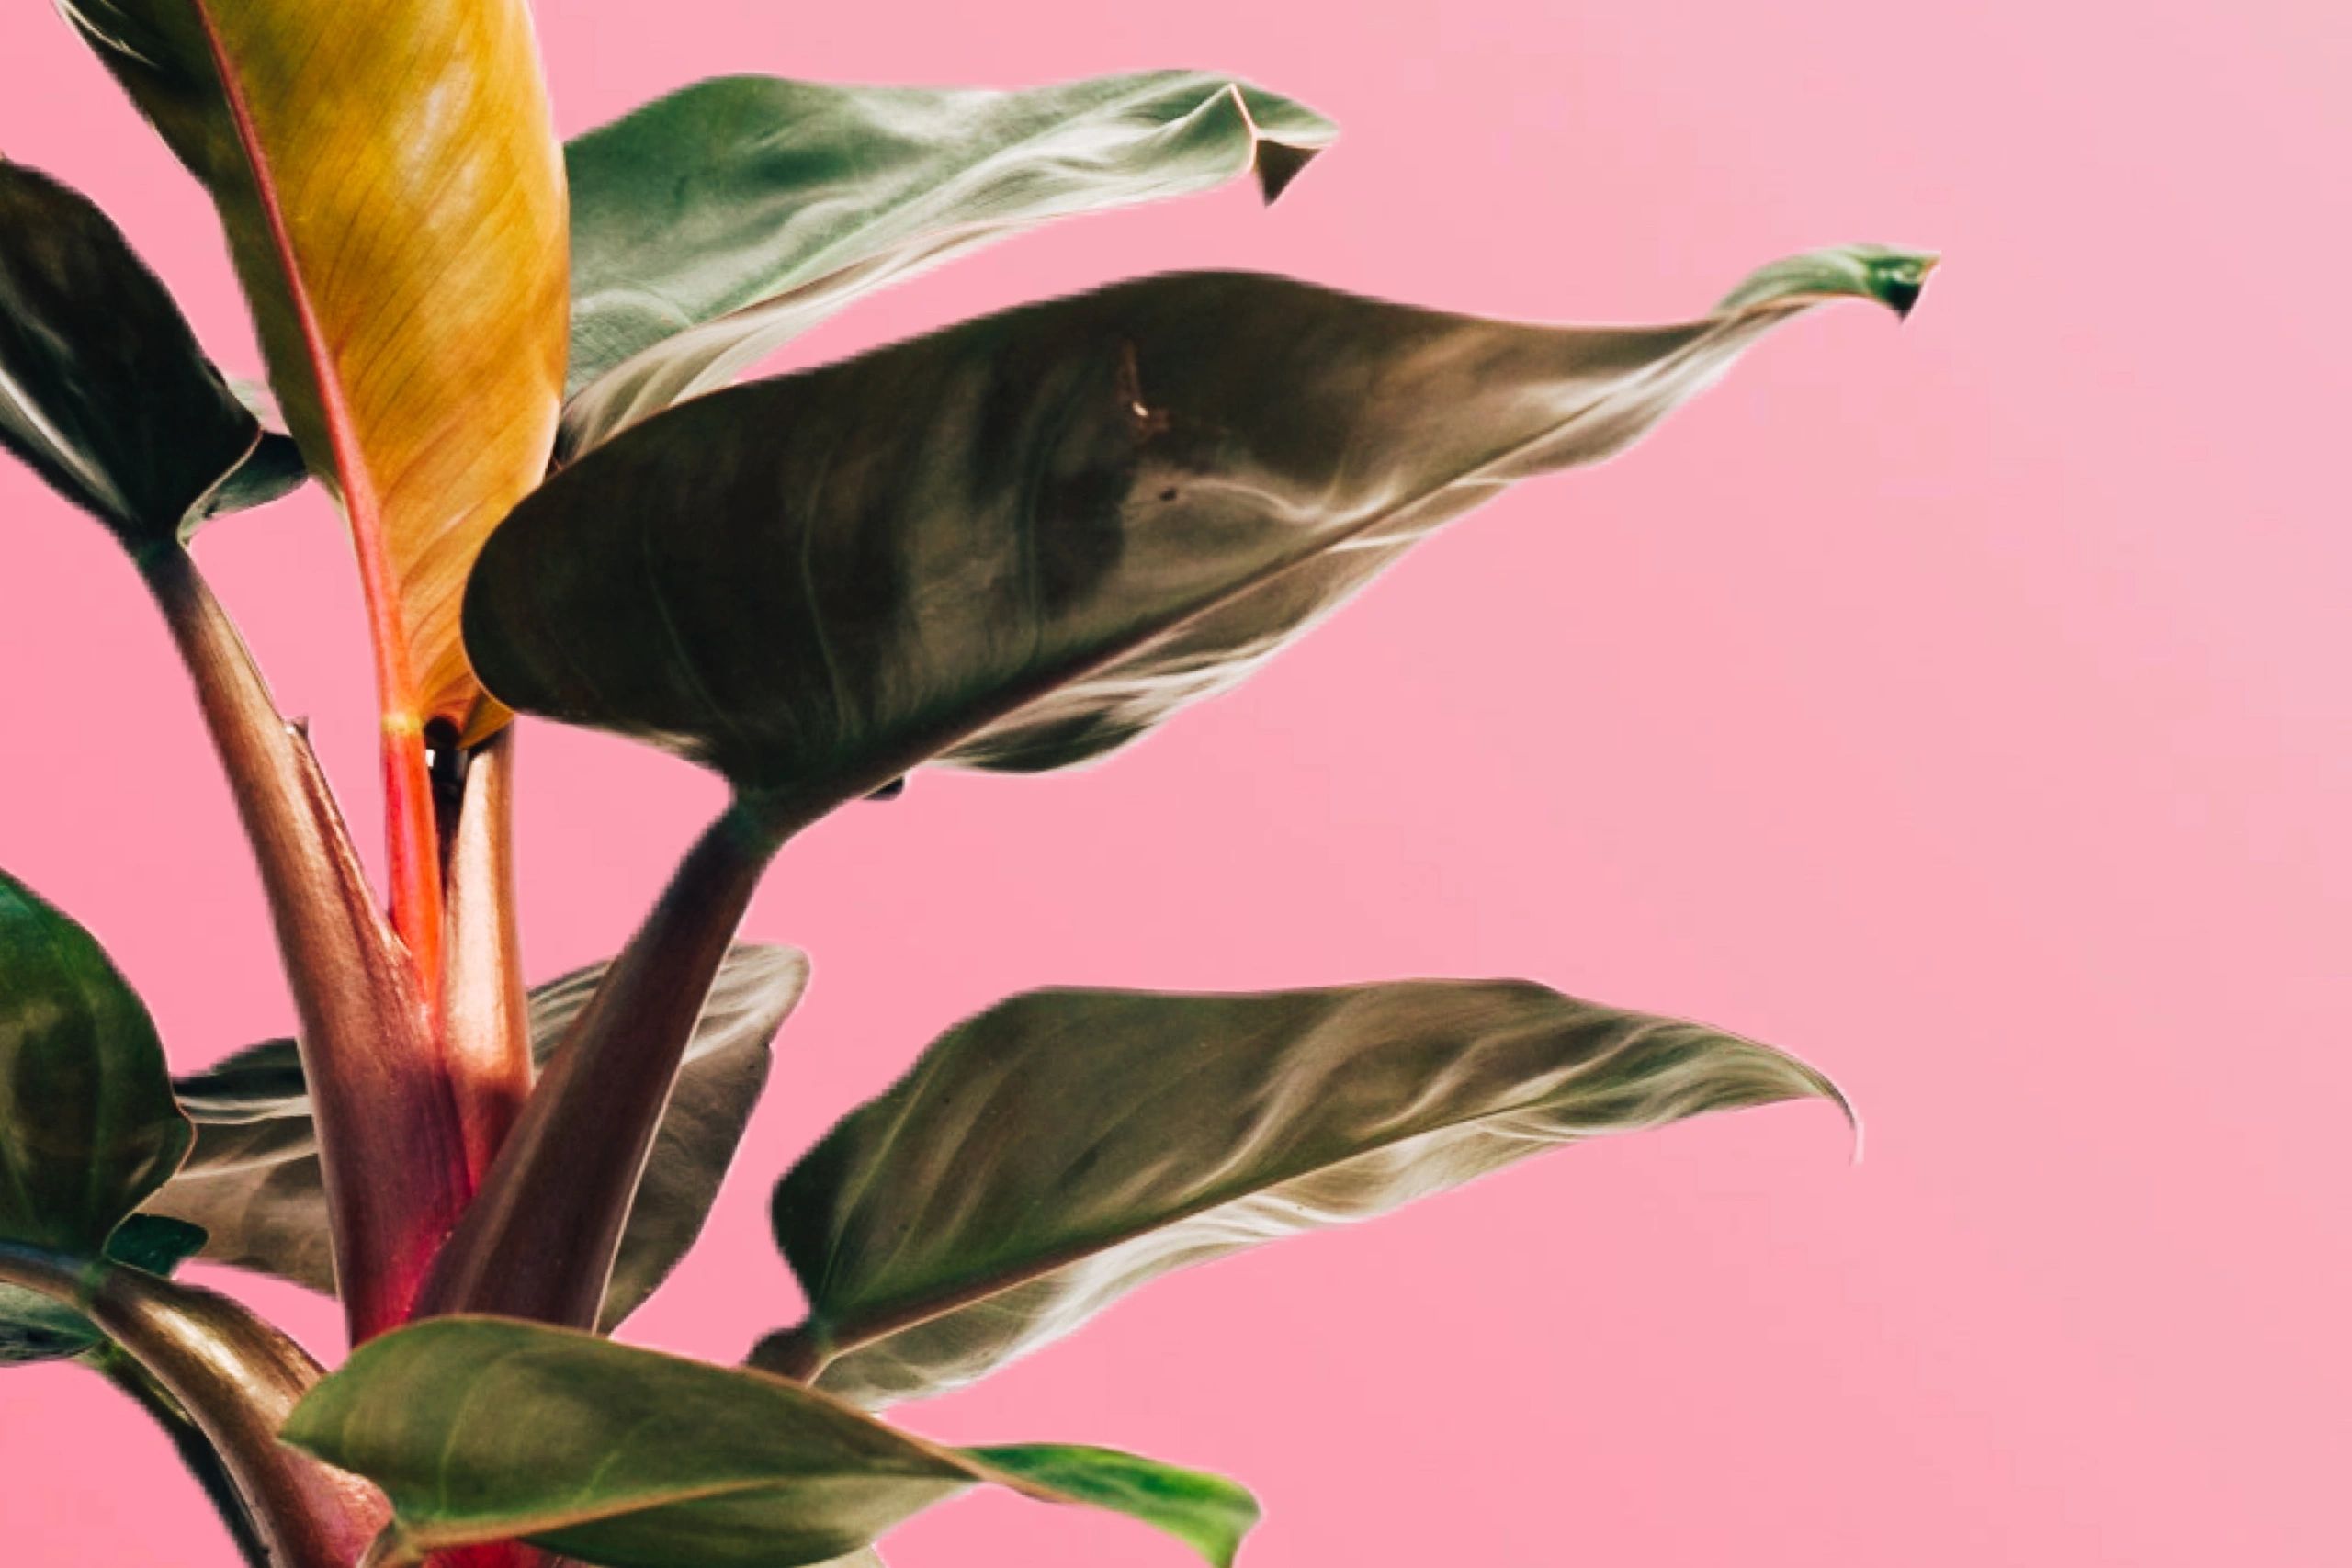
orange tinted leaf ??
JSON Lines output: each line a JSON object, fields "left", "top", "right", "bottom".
{"left": 64, "top": 0, "right": 569, "bottom": 731}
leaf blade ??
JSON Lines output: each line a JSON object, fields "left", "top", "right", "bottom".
{"left": 465, "top": 247, "right": 1932, "bottom": 821}
{"left": 560, "top": 71, "right": 1334, "bottom": 454}
{"left": 284, "top": 1318, "right": 1257, "bottom": 1568}
{"left": 63, "top": 0, "right": 570, "bottom": 729}
{"left": 0, "top": 159, "right": 269, "bottom": 544}
{"left": 0, "top": 869, "right": 191, "bottom": 1257}
{"left": 758, "top": 981, "right": 1846, "bottom": 1406}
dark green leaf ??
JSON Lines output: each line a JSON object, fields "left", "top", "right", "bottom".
{"left": 0, "top": 160, "right": 279, "bottom": 546}
{"left": 0, "top": 1214, "right": 203, "bottom": 1368}
{"left": 0, "top": 869, "right": 191, "bottom": 1255}
{"left": 561, "top": 71, "right": 1334, "bottom": 453}
{"left": 283, "top": 1317, "right": 1258, "bottom": 1568}
{"left": 199, "top": 386, "right": 311, "bottom": 522}
{"left": 466, "top": 246, "right": 1932, "bottom": 823}
{"left": 147, "top": 944, "right": 805, "bottom": 1327}
{"left": 755, "top": 982, "right": 1848, "bottom": 1407}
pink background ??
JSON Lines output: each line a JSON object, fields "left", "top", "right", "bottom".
{"left": 3, "top": 0, "right": 2346, "bottom": 1562}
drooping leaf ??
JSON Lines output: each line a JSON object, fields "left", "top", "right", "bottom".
{"left": 146, "top": 944, "right": 806, "bottom": 1328}
{"left": 0, "top": 1214, "right": 203, "bottom": 1368}
{"left": 560, "top": 71, "right": 1333, "bottom": 456}
{"left": 0, "top": 869, "right": 192, "bottom": 1257}
{"left": 465, "top": 246, "right": 1932, "bottom": 824}
{"left": 754, "top": 982, "right": 1849, "bottom": 1407}
{"left": 0, "top": 160, "right": 282, "bottom": 545}
{"left": 283, "top": 1317, "right": 1259, "bottom": 1568}
{"left": 63, "top": 0, "right": 570, "bottom": 732}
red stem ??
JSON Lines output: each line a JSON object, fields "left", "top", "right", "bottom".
{"left": 142, "top": 548, "right": 470, "bottom": 1342}
{"left": 416, "top": 798, "right": 790, "bottom": 1328}
{"left": 189, "top": 0, "right": 445, "bottom": 1009}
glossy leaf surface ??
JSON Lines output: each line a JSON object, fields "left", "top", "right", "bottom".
{"left": 284, "top": 1318, "right": 1258, "bottom": 1568}
{"left": 0, "top": 160, "right": 277, "bottom": 545}
{"left": 560, "top": 71, "right": 1332, "bottom": 454}
{"left": 757, "top": 982, "right": 1847, "bottom": 1406}
{"left": 467, "top": 246, "right": 1930, "bottom": 819}
{"left": 148, "top": 944, "right": 806, "bottom": 1327}
{"left": 63, "top": 0, "right": 570, "bottom": 729}
{"left": 0, "top": 870, "right": 191, "bottom": 1257}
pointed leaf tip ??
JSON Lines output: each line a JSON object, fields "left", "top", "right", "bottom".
{"left": 973, "top": 1445, "right": 1261, "bottom": 1568}
{"left": 1715, "top": 243, "right": 1940, "bottom": 319}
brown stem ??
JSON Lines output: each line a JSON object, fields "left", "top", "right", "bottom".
{"left": 95, "top": 1347, "right": 272, "bottom": 1568}
{"left": 0, "top": 1244, "right": 387, "bottom": 1567}
{"left": 140, "top": 547, "right": 470, "bottom": 1342}
{"left": 415, "top": 797, "right": 792, "bottom": 1328}
{"left": 439, "top": 727, "right": 531, "bottom": 1187}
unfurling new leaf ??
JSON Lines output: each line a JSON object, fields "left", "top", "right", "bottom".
{"left": 755, "top": 981, "right": 1849, "bottom": 1406}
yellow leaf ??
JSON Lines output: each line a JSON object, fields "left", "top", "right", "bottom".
{"left": 66, "top": 0, "right": 568, "bottom": 734}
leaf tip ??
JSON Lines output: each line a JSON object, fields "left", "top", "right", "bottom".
{"left": 1253, "top": 138, "right": 1320, "bottom": 204}
{"left": 1868, "top": 249, "right": 1940, "bottom": 321}
{"left": 1716, "top": 243, "right": 1941, "bottom": 320}
{"left": 1215, "top": 81, "right": 1335, "bottom": 206}
{"left": 1794, "top": 1053, "right": 1864, "bottom": 1165}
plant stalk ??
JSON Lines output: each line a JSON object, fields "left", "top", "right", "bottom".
{"left": 140, "top": 547, "right": 472, "bottom": 1341}
{"left": 93, "top": 1346, "right": 272, "bottom": 1568}
{"left": 0, "top": 1244, "right": 387, "bottom": 1567}
{"left": 415, "top": 796, "right": 793, "bottom": 1328}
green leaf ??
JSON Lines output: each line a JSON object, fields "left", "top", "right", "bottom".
{"left": 0, "top": 1214, "right": 203, "bottom": 1369}
{"left": 974, "top": 1446, "right": 1258, "bottom": 1568}
{"left": 560, "top": 71, "right": 1334, "bottom": 454}
{"left": 282, "top": 1318, "right": 1259, "bottom": 1568}
{"left": 0, "top": 869, "right": 191, "bottom": 1256}
{"left": 202, "top": 380, "right": 311, "bottom": 522}
{"left": 754, "top": 982, "right": 1849, "bottom": 1407}
{"left": 464, "top": 246, "right": 1932, "bottom": 823}
{"left": 0, "top": 160, "right": 284, "bottom": 546}
{"left": 147, "top": 944, "right": 806, "bottom": 1328}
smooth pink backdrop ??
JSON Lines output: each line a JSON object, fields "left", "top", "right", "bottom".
{"left": 4, "top": 1, "right": 2345, "bottom": 1562}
